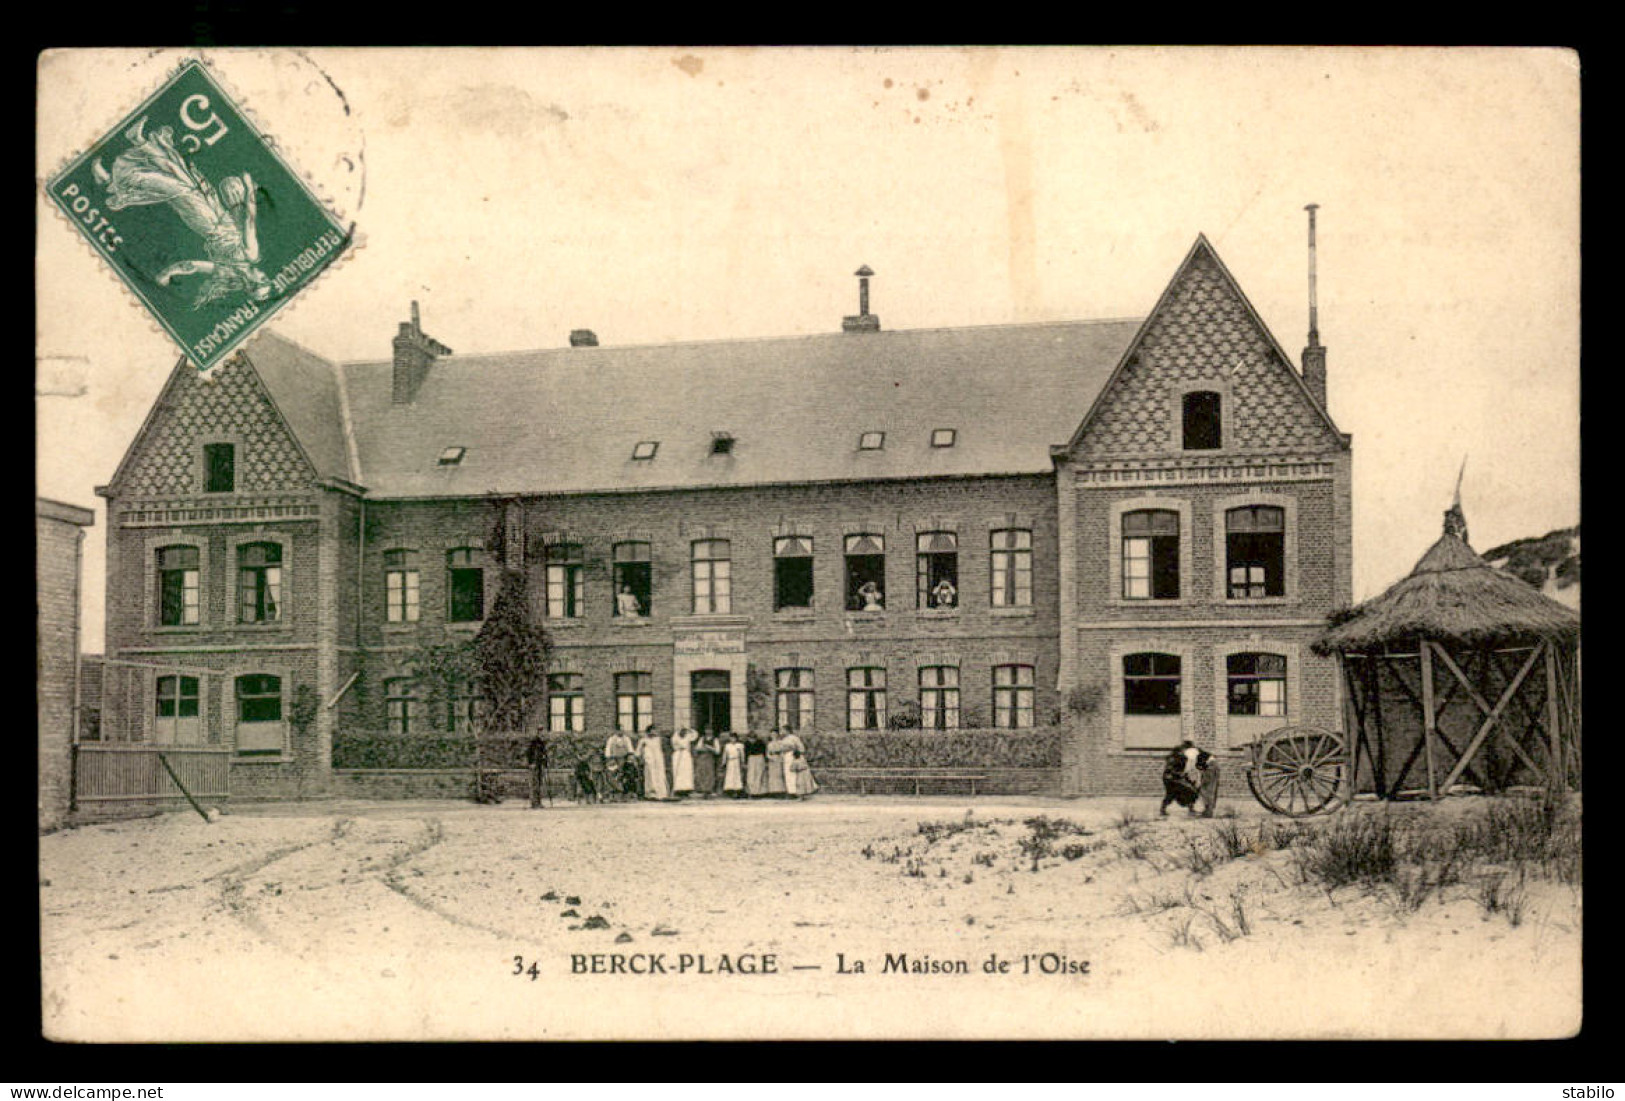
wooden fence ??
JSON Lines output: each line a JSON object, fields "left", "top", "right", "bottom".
{"left": 74, "top": 743, "right": 231, "bottom": 808}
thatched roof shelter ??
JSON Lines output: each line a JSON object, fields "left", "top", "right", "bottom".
{"left": 1313, "top": 505, "right": 1580, "bottom": 800}
{"left": 1314, "top": 508, "right": 1580, "bottom": 655}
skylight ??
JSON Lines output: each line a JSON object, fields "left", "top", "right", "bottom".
{"left": 931, "top": 429, "right": 956, "bottom": 448}
{"left": 438, "top": 446, "right": 467, "bottom": 465}
{"left": 858, "top": 431, "right": 885, "bottom": 451}
{"left": 711, "top": 432, "right": 735, "bottom": 456}
{"left": 632, "top": 441, "right": 659, "bottom": 460}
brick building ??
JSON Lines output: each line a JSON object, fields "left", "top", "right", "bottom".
{"left": 37, "top": 497, "right": 95, "bottom": 829}
{"left": 95, "top": 234, "right": 1352, "bottom": 797}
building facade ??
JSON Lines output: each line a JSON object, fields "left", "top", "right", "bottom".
{"left": 37, "top": 497, "right": 95, "bottom": 829}
{"left": 95, "top": 235, "right": 1352, "bottom": 797}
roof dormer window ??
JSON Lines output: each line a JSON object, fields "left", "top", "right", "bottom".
{"left": 931, "top": 428, "right": 956, "bottom": 448}
{"left": 711, "top": 432, "right": 735, "bottom": 456}
{"left": 858, "top": 431, "right": 885, "bottom": 451}
{"left": 438, "top": 446, "right": 467, "bottom": 466}
{"left": 631, "top": 441, "right": 659, "bottom": 461}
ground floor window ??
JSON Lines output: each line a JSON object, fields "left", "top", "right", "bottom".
{"left": 548, "top": 673, "right": 584, "bottom": 732}
{"left": 992, "top": 664, "right": 1035, "bottom": 729}
{"left": 235, "top": 673, "right": 284, "bottom": 756}
{"left": 847, "top": 667, "right": 887, "bottom": 729}
{"left": 155, "top": 675, "right": 201, "bottom": 744}
{"left": 776, "top": 668, "right": 814, "bottom": 730}
{"left": 1227, "top": 652, "right": 1287, "bottom": 717}
{"left": 616, "top": 672, "right": 654, "bottom": 732}
{"left": 918, "top": 666, "right": 960, "bottom": 729}
{"left": 385, "top": 678, "right": 419, "bottom": 734}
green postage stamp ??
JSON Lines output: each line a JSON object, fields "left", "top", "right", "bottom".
{"left": 46, "top": 59, "right": 351, "bottom": 371}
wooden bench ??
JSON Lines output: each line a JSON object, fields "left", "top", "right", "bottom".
{"left": 834, "top": 768, "right": 991, "bottom": 796}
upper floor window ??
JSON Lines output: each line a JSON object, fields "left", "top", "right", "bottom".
{"left": 990, "top": 529, "right": 1033, "bottom": 607}
{"left": 845, "top": 534, "right": 886, "bottom": 611}
{"left": 1182, "top": 391, "right": 1221, "bottom": 450}
{"left": 447, "top": 548, "right": 485, "bottom": 622}
{"left": 1227, "top": 653, "right": 1287, "bottom": 717}
{"left": 204, "top": 442, "right": 235, "bottom": 492}
{"left": 773, "top": 536, "right": 814, "bottom": 610}
{"left": 615, "top": 672, "right": 654, "bottom": 733}
{"left": 155, "top": 675, "right": 201, "bottom": 744}
{"left": 919, "top": 666, "right": 960, "bottom": 729}
{"left": 384, "top": 550, "right": 420, "bottom": 623}
{"left": 157, "top": 545, "right": 200, "bottom": 626}
{"left": 776, "top": 668, "right": 814, "bottom": 731}
{"left": 916, "top": 532, "right": 959, "bottom": 609}
{"left": 234, "top": 673, "right": 283, "bottom": 756}
{"left": 691, "top": 539, "right": 732, "bottom": 614}
{"left": 1122, "top": 510, "right": 1179, "bottom": 600}
{"left": 237, "top": 542, "right": 283, "bottom": 623}
{"left": 384, "top": 678, "right": 419, "bottom": 735}
{"left": 1123, "top": 653, "right": 1181, "bottom": 715}
{"left": 993, "top": 665, "right": 1036, "bottom": 729}
{"left": 548, "top": 673, "right": 584, "bottom": 732}
{"left": 847, "top": 667, "right": 887, "bottom": 730}
{"left": 613, "top": 542, "right": 651, "bottom": 618}
{"left": 1226, "top": 506, "right": 1285, "bottom": 598}
{"left": 545, "top": 543, "right": 585, "bottom": 620}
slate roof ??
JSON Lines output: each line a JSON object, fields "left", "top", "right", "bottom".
{"left": 294, "top": 318, "right": 1145, "bottom": 499}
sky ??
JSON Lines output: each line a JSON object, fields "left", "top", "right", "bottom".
{"left": 36, "top": 47, "right": 1581, "bottom": 654}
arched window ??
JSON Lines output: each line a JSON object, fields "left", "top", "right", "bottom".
{"left": 1182, "top": 391, "right": 1221, "bottom": 450}
{"left": 383, "top": 549, "right": 420, "bottom": 623}
{"left": 237, "top": 543, "right": 282, "bottom": 623}
{"left": 548, "top": 673, "right": 584, "bottom": 732}
{"left": 847, "top": 667, "right": 887, "bottom": 730}
{"left": 845, "top": 534, "right": 886, "bottom": 611}
{"left": 775, "top": 668, "right": 814, "bottom": 730}
{"left": 1123, "top": 653, "right": 1181, "bottom": 715}
{"left": 773, "top": 537, "right": 814, "bottom": 610}
{"left": 1122, "top": 511, "right": 1179, "bottom": 599}
{"left": 992, "top": 665, "right": 1035, "bottom": 729}
{"left": 545, "top": 543, "right": 585, "bottom": 619}
{"left": 691, "top": 540, "right": 732, "bottom": 614}
{"left": 916, "top": 532, "right": 959, "bottom": 609}
{"left": 1227, "top": 653, "right": 1287, "bottom": 717}
{"left": 990, "top": 529, "right": 1032, "bottom": 607}
{"left": 234, "top": 674, "right": 284, "bottom": 756}
{"left": 1226, "top": 506, "right": 1285, "bottom": 598}
{"left": 919, "top": 666, "right": 960, "bottom": 729}
{"left": 156, "top": 545, "right": 200, "bottom": 626}
{"left": 615, "top": 672, "right": 653, "bottom": 733}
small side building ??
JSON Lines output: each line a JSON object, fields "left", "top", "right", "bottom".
{"left": 37, "top": 497, "right": 95, "bottom": 830}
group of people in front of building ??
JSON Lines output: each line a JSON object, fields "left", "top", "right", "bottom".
{"left": 582, "top": 726, "right": 819, "bottom": 803}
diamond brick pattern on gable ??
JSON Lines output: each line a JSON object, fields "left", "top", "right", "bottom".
{"left": 1075, "top": 249, "right": 1338, "bottom": 458}
{"left": 121, "top": 355, "right": 315, "bottom": 496}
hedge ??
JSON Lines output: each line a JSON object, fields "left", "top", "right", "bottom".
{"left": 332, "top": 726, "right": 1068, "bottom": 771}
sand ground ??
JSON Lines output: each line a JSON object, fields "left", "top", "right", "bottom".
{"left": 38, "top": 794, "right": 1581, "bottom": 1041}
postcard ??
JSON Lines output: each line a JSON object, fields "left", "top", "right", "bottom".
{"left": 36, "top": 46, "right": 1581, "bottom": 1042}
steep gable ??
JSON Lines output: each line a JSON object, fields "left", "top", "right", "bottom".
{"left": 1068, "top": 237, "right": 1344, "bottom": 459}
{"left": 110, "top": 353, "right": 319, "bottom": 497}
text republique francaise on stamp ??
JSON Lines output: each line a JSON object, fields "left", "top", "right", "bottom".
{"left": 47, "top": 59, "right": 351, "bottom": 372}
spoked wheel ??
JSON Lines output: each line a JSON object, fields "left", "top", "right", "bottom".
{"left": 1246, "top": 726, "right": 1348, "bottom": 817}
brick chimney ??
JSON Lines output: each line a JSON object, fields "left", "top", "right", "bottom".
{"left": 1301, "top": 205, "right": 1328, "bottom": 410}
{"left": 842, "top": 265, "right": 881, "bottom": 333}
{"left": 569, "top": 329, "right": 599, "bottom": 347}
{"left": 392, "top": 301, "right": 452, "bottom": 404}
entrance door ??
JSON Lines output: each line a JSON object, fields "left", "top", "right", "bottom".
{"left": 690, "top": 670, "right": 732, "bottom": 735}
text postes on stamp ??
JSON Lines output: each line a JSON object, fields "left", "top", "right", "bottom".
{"left": 46, "top": 59, "right": 351, "bottom": 372}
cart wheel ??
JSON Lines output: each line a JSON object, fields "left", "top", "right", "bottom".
{"left": 1247, "top": 726, "right": 1348, "bottom": 817}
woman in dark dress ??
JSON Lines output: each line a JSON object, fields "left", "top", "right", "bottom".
{"left": 692, "top": 729, "right": 721, "bottom": 797}
{"left": 744, "top": 729, "right": 769, "bottom": 797}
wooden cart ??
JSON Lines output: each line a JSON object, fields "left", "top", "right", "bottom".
{"left": 1243, "top": 725, "right": 1349, "bottom": 817}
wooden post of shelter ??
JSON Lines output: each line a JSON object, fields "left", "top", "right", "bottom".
{"left": 1419, "top": 641, "right": 1440, "bottom": 799}
{"left": 1545, "top": 643, "right": 1563, "bottom": 795}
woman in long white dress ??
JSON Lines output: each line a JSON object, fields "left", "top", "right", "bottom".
{"left": 637, "top": 728, "right": 670, "bottom": 800}
{"left": 670, "top": 728, "right": 697, "bottom": 797}
{"left": 722, "top": 733, "right": 746, "bottom": 797}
